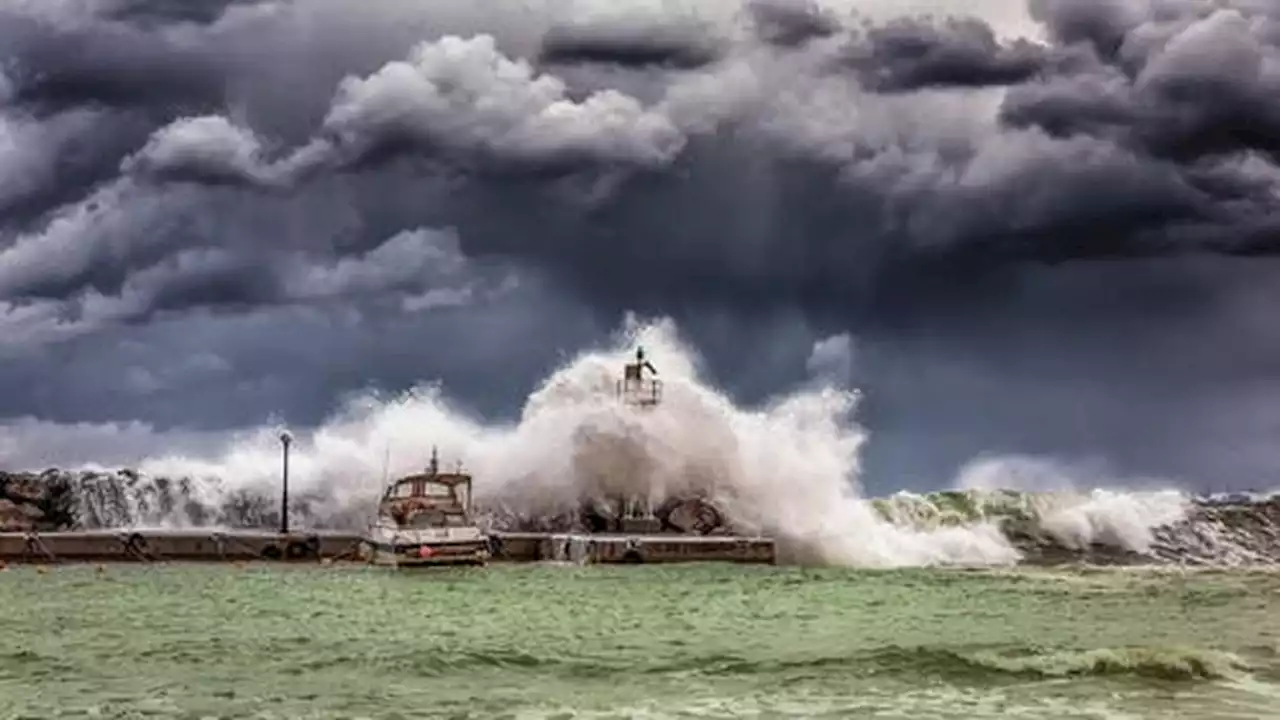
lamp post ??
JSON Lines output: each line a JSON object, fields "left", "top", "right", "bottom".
{"left": 279, "top": 431, "right": 292, "bottom": 536}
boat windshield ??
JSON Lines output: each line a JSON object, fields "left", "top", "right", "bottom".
{"left": 389, "top": 481, "right": 455, "bottom": 499}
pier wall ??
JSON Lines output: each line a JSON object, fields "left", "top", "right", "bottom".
{"left": 494, "top": 533, "right": 776, "bottom": 564}
{"left": 0, "top": 530, "right": 361, "bottom": 563}
{"left": 0, "top": 530, "right": 776, "bottom": 565}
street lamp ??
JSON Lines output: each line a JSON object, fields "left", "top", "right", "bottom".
{"left": 279, "top": 431, "right": 292, "bottom": 536}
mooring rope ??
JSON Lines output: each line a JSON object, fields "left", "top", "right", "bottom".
{"left": 207, "top": 531, "right": 229, "bottom": 559}
{"left": 23, "top": 532, "right": 57, "bottom": 563}
{"left": 324, "top": 539, "right": 365, "bottom": 562}
{"left": 211, "top": 531, "right": 283, "bottom": 559}
{"left": 117, "top": 532, "right": 163, "bottom": 562}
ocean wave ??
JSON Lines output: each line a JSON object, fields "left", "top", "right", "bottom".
{"left": 4, "top": 470, "right": 1277, "bottom": 567}
{"left": 2, "top": 318, "right": 1277, "bottom": 569}
{"left": 863, "top": 645, "right": 1251, "bottom": 682}
{"left": 643, "top": 644, "right": 1256, "bottom": 683}
{"left": 215, "top": 640, "right": 1255, "bottom": 684}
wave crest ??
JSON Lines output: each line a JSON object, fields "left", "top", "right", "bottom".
{"left": 2, "top": 317, "right": 1275, "bottom": 568}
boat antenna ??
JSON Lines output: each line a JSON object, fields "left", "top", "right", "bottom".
{"left": 429, "top": 445, "right": 439, "bottom": 475}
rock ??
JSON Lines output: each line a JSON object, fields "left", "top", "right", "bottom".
{"left": 661, "top": 497, "right": 724, "bottom": 534}
{"left": 0, "top": 499, "right": 38, "bottom": 532}
{"left": 1, "top": 471, "right": 78, "bottom": 531}
{"left": 2, "top": 479, "right": 41, "bottom": 503}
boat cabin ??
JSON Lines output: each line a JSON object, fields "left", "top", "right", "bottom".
{"left": 378, "top": 449, "right": 475, "bottom": 528}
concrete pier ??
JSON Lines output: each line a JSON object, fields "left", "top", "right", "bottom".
{"left": 0, "top": 530, "right": 775, "bottom": 565}
{"left": 491, "top": 532, "right": 776, "bottom": 564}
{"left": 0, "top": 530, "right": 361, "bottom": 563}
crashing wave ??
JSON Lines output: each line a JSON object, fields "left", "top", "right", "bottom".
{"left": 870, "top": 488, "right": 1280, "bottom": 567}
{"left": 2, "top": 469, "right": 1277, "bottom": 567}
{"left": 1, "top": 318, "right": 1274, "bottom": 568}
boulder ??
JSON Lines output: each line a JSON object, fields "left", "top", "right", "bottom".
{"left": 0, "top": 499, "right": 39, "bottom": 532}
{"left": 0, "top": 471, "right": 78, "bottom": 531}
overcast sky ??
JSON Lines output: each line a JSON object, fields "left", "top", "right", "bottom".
{"left": 2, "top": 0, "right": 1279, "bottom": 493}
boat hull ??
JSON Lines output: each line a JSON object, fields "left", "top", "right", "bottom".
{"left": 361, "top": 538, "right": 489, "bottom": 568}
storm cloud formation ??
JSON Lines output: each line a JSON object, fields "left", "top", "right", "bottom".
{"left": 2, "top": 0, "right": 1280, "bottom": 492}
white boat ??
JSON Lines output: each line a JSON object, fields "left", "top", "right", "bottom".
{"left": 360, "top": 449, "right": 489, "bottom": 568}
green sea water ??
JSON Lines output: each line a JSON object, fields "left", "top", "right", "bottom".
{"left": 1, "top": 563, "right": 1278, "bottom": 719}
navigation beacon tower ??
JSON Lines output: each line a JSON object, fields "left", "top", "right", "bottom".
{"left": 616, "top": 346, "right": 662, "bottom": 408}
{"left": 614, "top": 346, "right": 663, "bottom": 532}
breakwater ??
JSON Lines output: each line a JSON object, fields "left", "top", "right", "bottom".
{"left": 3, "top": 469, "right": 1278, "bottom": 567}
{"left": 0, "top": 529, "right": 776, "bottom": 565}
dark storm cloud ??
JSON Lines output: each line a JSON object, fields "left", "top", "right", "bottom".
{"left": 0, "top": 221, "right": 512, "bottom": 352}
{"left": 538, "top": 23, "right": 723, "bottom": 69}
{"left": 0, "top": 109, "right": 158, "bottom": 231}
{"left": 745, "top": 0, "right": 841, "bottom": 48}
{"left": 99, "top": 0, "right": 263, "bottom": 26}
{"left": 1027, "top": 0, "right": 1142, "bottom": 58}
{"left": 0, "top": 9, "right": 224, "bottom": 114}
{"left": 836, "top": 16, "right": 1055, "bottom": 92}
{"left": 4, "top": 0, "right": 1280, "bottom": 490}
{"left": 1003, "top": 12, "right": 1280, "bottom": 166}
{"left": 68, "top": 0, "right": 1278, "bottom": 278}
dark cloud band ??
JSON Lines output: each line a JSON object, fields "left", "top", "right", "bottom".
{"left": 3, "top": 0, "right": 1280, "bottom": 490}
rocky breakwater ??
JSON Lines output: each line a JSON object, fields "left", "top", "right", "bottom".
{"left": 4, "top": 469, "right": 1280, "bottom": 568}
{"left": 1006, "top": 495, "right": 1280, "bottom": 566}
{"left": 1145, "top": 495, "right": 1280, "bottom": 565}
{"left": 877, "top": 489, "right": 1280, "bottom": 567}
{"left": 0, "top": 468, "right": 302, "bottom": 532}
{"left": 476, "top": 495, "right": 731, "bottom": 535}
{"left": 0, "top": 471, "right": 77, "bottom": 532}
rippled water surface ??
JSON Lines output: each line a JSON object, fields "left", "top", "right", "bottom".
{"left": 1, "top": 563, "right": 1278, "bottom": 719}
